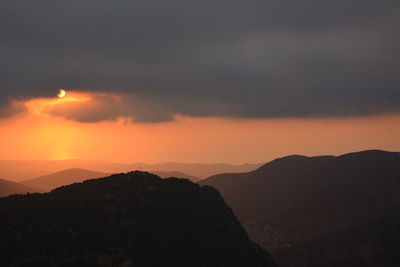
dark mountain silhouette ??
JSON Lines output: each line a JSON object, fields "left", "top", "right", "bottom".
{"left": 0, "top": 178, "right": 38, "bottom": 197}
{"left": 20, "top": 168, "right": 200, "bottom": 193}
{"left": 21, "top": 168, "right": 109, "bottom": 192}
{"left": 0, "top": 171, "right": 276, "bottom": 266}
{"left": 151, "top": 170, "right": 201, "bottom": 182}
{"left": 200, "top": 150, "right": 400, "bottom": 266}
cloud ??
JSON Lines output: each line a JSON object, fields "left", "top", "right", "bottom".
{"left": 0, "top": 101, "right": 26, "bottom": 118}
{"left": 0, "top": 0, "right": 400, "bottom": 122}
{"left": 45, "top": 94, "right": 174, "bottom": 123}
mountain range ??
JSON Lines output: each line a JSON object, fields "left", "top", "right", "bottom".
{"left": 2, "top": 149, "right": 400, "bottom": 266}
{"left": 0, "top": 160, "right": 261, "bottom": 182}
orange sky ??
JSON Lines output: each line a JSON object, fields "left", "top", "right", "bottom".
{"left": 1, "top": 91, "right": 400, "bottom": 164}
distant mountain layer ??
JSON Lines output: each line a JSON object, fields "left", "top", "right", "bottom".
{"left": 21, "top": 168, "right": 108, "bottom": 192}
{"left": 138, "top": 162, "right": 262, "bottom": 179}
{"left": 0, "top": 171, "right": 276, "bottom": 266}
{"left": 200, "top": 150, "right": 400, "bottom": 266}
{"left": 0, "top": 160, "right": 261, "bottom": 181}
{"left": 0, "top": 178, "right": 37, "bottom": 197}
{"left": 151, "top": 170, "right": 200, "bottom": 182}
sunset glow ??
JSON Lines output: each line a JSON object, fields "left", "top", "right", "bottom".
{"left": 1, "top": 93, "right": 400, "bottom": 164}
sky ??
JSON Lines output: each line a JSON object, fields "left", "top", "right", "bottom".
{"left": 0, "top": 1, "right": 399, "bottom": 163}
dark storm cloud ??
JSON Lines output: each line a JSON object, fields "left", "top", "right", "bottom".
{"left": 1, "top": 0, "right": 400, "bottom": 121}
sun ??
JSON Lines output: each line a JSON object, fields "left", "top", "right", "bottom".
{"left": 57, "top": 89, "right": 67, "bottom": 98}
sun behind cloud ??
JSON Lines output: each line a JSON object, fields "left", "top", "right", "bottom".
{"left": 57, "top": 89, "right": 66, "bottom": 98}
{"left": 23, "top": 91, "right": 91, "bottom": 116}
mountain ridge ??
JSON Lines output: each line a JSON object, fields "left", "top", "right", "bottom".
{"left": 200, "top": 150, "right": 400, "bottom": 266}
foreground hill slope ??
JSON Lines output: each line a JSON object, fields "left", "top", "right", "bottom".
{"left": 200, "top": 150, "right": 400, "bottom": 256}
{"left": 276, "top": 215, "right": 400, "bottom": 267}
{"left": 0, "top": 178, "right": 37, "bottom": 197}
{"left": 21, "top": 168, "right": 109, "bottom": 191}
{"left": 0, "top": 171, "right": 275, "bottom": 266}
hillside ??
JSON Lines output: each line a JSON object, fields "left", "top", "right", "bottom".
{"left": 200, "top": 150, "right": 400, "bottom": 265}
{"left": 21, "top": 168, "right": 108, "bottom": 191}
{"left": 276, "top": 215, "right": 400, "bottom": 267}
{"left": 0, "top": 178, "right": 37, "bottom": 197}
{"left": 0, "top": 171, "right": 276, "bottom": 266}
